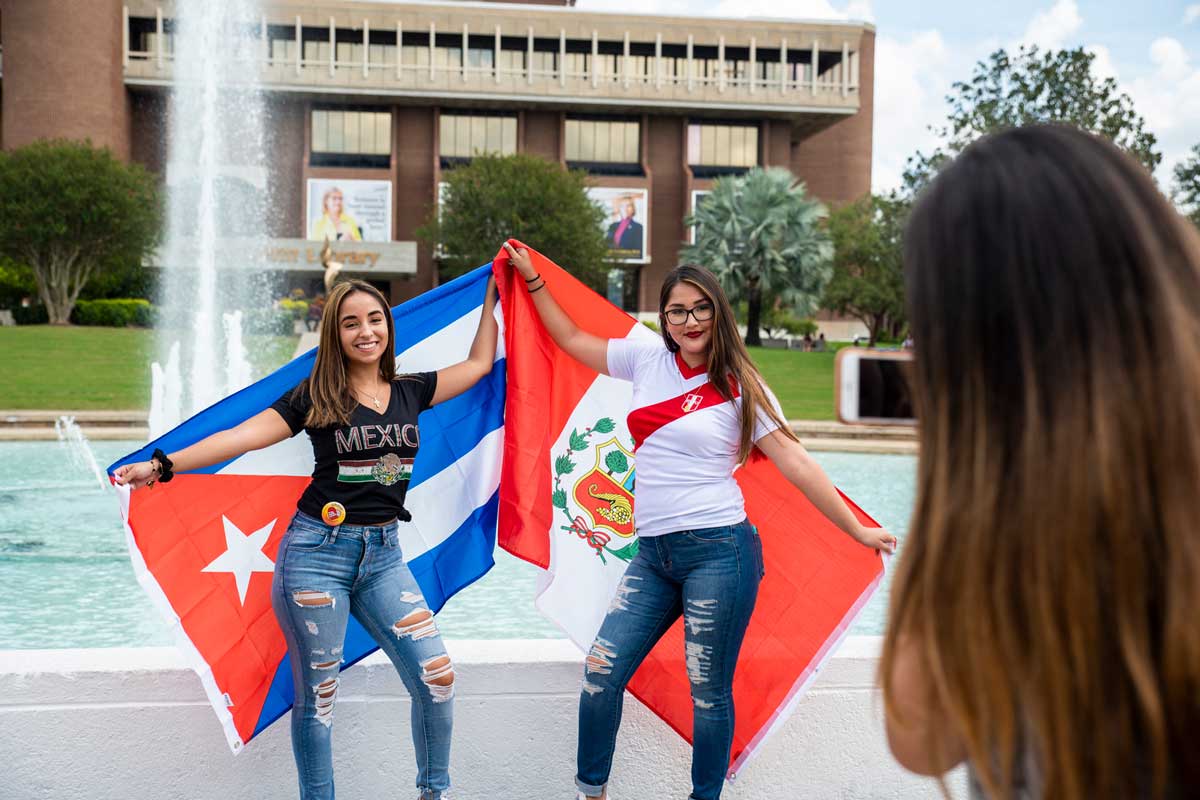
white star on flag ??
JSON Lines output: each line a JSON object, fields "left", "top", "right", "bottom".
{"left": 201, "top": 516, "right": 278, "bottom": 605}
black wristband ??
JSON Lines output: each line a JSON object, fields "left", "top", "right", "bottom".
{"left": 152, "top": 448, "right": 176, "bottom": 483}
{"left": 524, "top": 273, "right": 542, "bottom": 283}
{"left": 528, "top": 282, "right": 546, "bottom": 294}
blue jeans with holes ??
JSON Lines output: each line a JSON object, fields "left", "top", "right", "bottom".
{"left": 575, "top": 519, "right": 763, "bottom": 800}
{"left": 270, "top": 511, "right": 454, "bottom": 800}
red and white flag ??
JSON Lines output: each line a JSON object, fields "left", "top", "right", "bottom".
{"left": 494, "top": 242, "right": 886, "bottom": 777}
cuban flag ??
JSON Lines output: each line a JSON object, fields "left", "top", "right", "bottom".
{"left": 107, "top": 264, "right": 503, "bottom": 753}
{"left": 495, "top": 242, "right": 886, "bottom": 777}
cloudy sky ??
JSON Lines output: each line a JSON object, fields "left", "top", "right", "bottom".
{"left": 574, "top": 0, "right": 1200, "bottom": 194}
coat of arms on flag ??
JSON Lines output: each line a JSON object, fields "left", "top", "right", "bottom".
{"left": 108, "top": 244, "right": 884, "bottom": 781}
{"left": 494, "top": 241, "right": 887, "bottom": 778}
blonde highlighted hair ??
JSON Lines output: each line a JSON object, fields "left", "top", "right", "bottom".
{"left": 881, "top": 125, "right": 1200, "bottom": 798}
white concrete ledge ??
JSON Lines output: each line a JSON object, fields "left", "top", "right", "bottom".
{"left": 3, "top": 636, "right": 963, "bottom": 799}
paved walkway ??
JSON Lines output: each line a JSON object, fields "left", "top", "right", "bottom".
{"left": 0, "top": 410, "right": 916, "bottom": 452}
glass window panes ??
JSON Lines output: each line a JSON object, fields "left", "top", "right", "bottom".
{"left": 565, "top": 119, "right": 641, "bottom": 164}
{"left": 687, "top": 123, "right": 759, "bottom": 167}
{"left": 303, "top": 40, "right": 330, "bottom": 65}
{"left": 312, "top": 110, "right": 392, "bottom": 155}
{"left": 270, "top": 39, "right": 294, "bottom": 64}
{"left": 439, "top": 115, "right": 517, "bottom": 158}
{"left": 402, "top": 46, "right": 430, "bottom": 67}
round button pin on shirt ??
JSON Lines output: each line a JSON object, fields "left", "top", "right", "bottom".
{"left": 321, "top": 501, "right": 347, "bottom": 526}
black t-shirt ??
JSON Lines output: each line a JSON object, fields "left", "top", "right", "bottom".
{"left": 270, "top": 372, "right": 438, "bottom": 525}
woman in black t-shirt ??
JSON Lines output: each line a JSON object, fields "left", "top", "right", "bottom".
{"left": 115, "top": 278, "right": 497, "bottom": 800}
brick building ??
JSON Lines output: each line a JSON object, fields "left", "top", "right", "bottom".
{"left": 0, "top": 0, "right": 873, "bottom": 316}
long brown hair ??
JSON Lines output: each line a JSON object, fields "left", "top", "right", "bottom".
{"left": 301, "top": 280, "right": 396, "bottom": 428}
{"left": 658, "top": 265, "right": 797, "bottom": 463}
{"left": 881, "top": 125, "right": 1200, "bottom": 799}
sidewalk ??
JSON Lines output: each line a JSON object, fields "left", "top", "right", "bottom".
{"left": 0, "top": 410, "right": 916, "bottom": 452}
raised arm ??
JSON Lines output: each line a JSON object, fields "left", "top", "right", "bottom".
{"left": 756, "top": 429, "right": 897, "bottom": 553}
{"left": 113, "top": 408, "right": 294, "bottom": 489}
{"left": 502, "top": 241, "right": 611, "bottom": 376}
{"left": 430, "top": 275, "right": 500, "bottom": 406}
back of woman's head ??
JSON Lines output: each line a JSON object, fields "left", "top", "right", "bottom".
{"left": 882, "top": 124, "right": 1200, "bottom": 799}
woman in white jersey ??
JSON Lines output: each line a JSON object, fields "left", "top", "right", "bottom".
{"left": 502, "top": 242, "right": 896, "bottom": 800}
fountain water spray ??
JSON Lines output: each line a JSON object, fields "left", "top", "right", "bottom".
{"left": 55, "top": 417, "right": 109, "bottom": 491}
{"left": 151, "top": 0, "right": 271, "bottom": 437}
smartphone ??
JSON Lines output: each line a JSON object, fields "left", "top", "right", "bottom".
{"left": 835, "top": 347, "right": 916, "bottom": 425}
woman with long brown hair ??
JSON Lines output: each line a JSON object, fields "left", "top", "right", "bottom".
{"left": 115, "top": 278, "right": 498, "bottom": 800}
{"left": 880, "top": 124, "right": 1200, "bottom": 798}
{"left": 502, "top": 243, "right": 895, "bottom": 800}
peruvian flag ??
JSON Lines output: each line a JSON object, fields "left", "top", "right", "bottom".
{"left": 495, "top": 241, "right": 886, "bottom": 777}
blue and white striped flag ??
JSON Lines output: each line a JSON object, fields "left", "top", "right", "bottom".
{"left": 107, "top": 264, "right": 503, "bottom": 751}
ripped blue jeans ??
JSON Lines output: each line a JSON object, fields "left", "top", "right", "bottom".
{"left": 575, "top": 519, "right": 763, "bottom": 800}
{"left": 271, "top": 511, "right": 453, "bottom": 800}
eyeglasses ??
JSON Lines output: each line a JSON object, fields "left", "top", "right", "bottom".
{"left": 664, "top": 304, "right": 715, "bottom": 326}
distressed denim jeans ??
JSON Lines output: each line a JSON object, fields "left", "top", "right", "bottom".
{"left": 575, "top": 519, "right": 764, "bottom": 800}
{"left": 270, "top": 511, "right": 454, "bottom": 800}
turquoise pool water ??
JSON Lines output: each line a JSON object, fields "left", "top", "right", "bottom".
{"left": 0, "top": 441, "right": 914, "bottom": 649}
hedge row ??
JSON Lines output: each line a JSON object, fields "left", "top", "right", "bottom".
{"left": 73, "top": 299, "right": 154, "bottom": 327}
{"left": 7, "top": 300, "right": 293, "bottom": 333}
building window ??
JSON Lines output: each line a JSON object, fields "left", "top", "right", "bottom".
{"left": 565, "top": 119, "right": 640, "bottom": 165}
{"left": 439, "top": 114, "right": 517, "bottom": 160}
{"left": 687, "top": 123, "right": 758, "bottom": 171}
{"left": 311, "top": 109, "right": 392, "bottom": 168}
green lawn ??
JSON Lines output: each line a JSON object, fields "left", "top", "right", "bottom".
{"left": 0, "top": 326, "right": 298, "bottom": 410}
{"left": 749, "top": 346, "right": 837, "bottom": 421}
{"left": 0, "top": 327, "right": 836, "bottom": 418}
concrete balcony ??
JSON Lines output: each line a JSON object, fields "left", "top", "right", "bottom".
{"left": 121, "top": 0, "right": 867, "bottom": 120}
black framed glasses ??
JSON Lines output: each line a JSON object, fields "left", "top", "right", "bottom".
{"left": 664, "top": 304, "right": 715, "bottom": 325}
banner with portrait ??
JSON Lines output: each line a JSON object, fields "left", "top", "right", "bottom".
{"left": 689, "top": 189, "right": 712, "bottom": 245}
{"left": 587, "top": 186, "right": 650, "bottom": 264}
{"left": 306, "top": 179, "right": 393, "bottom": 243}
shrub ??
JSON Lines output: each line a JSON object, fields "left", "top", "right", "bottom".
{"left": 642, "top": 319, "right": 660, "bottom": 333}
{"left": 72, "top": 298, "right": 153, "bottom": 327}
{"left": 279, "top": 298, "right": 309, "bottom": 320}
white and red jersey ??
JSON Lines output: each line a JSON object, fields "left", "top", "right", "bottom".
{"left": 607, "top": 338, "right": 781, "bottom": 537}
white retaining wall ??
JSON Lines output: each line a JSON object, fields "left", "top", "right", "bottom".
{"left": 3, "top": 636, "right": 964, "bottom": 799}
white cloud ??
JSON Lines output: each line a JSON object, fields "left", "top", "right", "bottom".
{"left": 1016, "top": 0, "right": 1083, "bottom": 50}
{"left": 1086, "top": 44, "right": 1119, "bottom": 83}
{"left": 1184, "top": 5, "right": 1200, "bottom": 25}
{"left": 1118, "top": 38, "right": 1200, "bottom": 185}
{"left": 871, "top": 30, "right": 963, "bottom": 193}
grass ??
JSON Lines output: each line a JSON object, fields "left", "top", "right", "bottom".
{"left": 0, "top": 326, "right": 298, "bottom": 410}
{"left": 0, "top": 326, "right": 837, "bottom": 418}
{"left": 749, "top": 346, "right": 837, "bottom": 421}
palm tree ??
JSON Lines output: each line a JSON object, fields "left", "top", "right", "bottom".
{"left": 683, "top": 168, "right": 832, "bottom": 346}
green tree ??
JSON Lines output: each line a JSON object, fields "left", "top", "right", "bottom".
{"left": 1172, "top": 144, "right": 1200, "bottom": 228}
{"left": 823, "top": 194, "right": 908, "bottom": 347}
{"left": 419, "top": 153, "right": 609, "bottom": 290}
{"left": 0, "top": 140, "right": 162, "bottom": 324}
{"left": 904, "top": 46, "right": 1161, "bottom": 195}
{"left": 682, "top": 168, "right": 832, "bottom": 347}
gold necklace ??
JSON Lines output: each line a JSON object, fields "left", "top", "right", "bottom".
{"left": 356, "top": 383, "right": 383, "bottom": 411}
